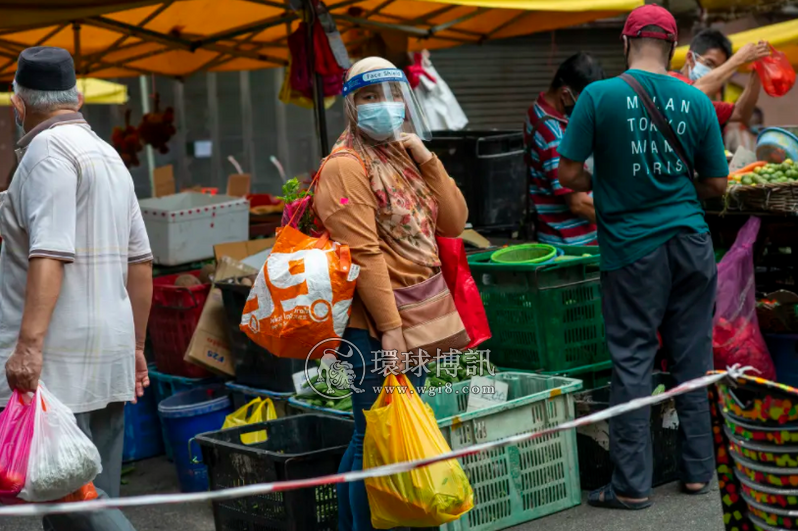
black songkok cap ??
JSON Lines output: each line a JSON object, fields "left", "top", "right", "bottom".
{"left": 15, "top": 47, "right": 76, "bottom": 91}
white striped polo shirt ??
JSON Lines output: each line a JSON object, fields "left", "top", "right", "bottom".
{"left": 0, "top": 113, "right": 152, "bottom": 413}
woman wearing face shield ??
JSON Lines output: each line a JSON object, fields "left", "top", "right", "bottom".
{"left": 313, "top": 57, "right": 468, "bottom": 531}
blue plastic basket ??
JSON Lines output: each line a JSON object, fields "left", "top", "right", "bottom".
{"left": 150, "top": 367, "right": 219, "bottom": 461}
{"left": 159, "top": 385, "right": 233, "bottom": 493}
{"left": 122, "top": 383, "right": 164, "bottom": 462}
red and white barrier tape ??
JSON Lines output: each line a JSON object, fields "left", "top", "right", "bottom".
{"left": 0, "top": 367, "right": 747, "bottom": 517}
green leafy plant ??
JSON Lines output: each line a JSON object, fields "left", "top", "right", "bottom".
{"left": 278, "top": 178, "right": 317, "bottom": 235}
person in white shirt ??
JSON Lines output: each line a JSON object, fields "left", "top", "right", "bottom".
{"left": 0, "top": 46, "right": 151, "bottom": 531}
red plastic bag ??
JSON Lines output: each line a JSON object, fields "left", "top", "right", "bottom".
{"left": 0, "top": 390, "right": 36, "bottom": 499}
{"left": 754, "top": 46, "right": 796, "bottom": 97}
{"left": 436, "top": 237, "right": 491, "bottom": 350}
{"left": 712, "top": 217, "right": 776, "bottom": 380}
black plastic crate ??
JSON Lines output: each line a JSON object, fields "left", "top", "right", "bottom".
{"left": 574, "top": 373, "right": 679, "bottom": 491}
{"left": 196, "top": 415, "right": 354, "bottom": 531}
{"left": 425, "top": 131, "right": 526, "bottom": 231}
{"left": 218, "top": 282, "right": 304, "bottom": 393}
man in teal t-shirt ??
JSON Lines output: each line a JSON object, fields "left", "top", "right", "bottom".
{"left": 557, "top": 4, "right": 729, "bottom": 511}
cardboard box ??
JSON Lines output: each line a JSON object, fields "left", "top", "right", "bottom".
{"left": 184, "top": 287, "right": 236, "bottom": 376}
{"left": 184, "top": 239, "right": 276, "bottom": 376}
{"left": 226, "top": 173, "right": 251, "bottom": 197}
{"left": 152, "top": 165, "right": 176, "bottom": 198}
{"left": 213, "top": 237, "right": 275, "bottom": 263}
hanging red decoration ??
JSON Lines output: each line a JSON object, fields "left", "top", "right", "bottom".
{"left": 111, "top": 109, "right": 143, "bottom": 168}
{"left": 138, "top": 93, "right": 176, "bottom": 154}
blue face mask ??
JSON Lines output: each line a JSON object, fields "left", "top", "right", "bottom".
{"left": 689, "top": 53, "right": 713, "bottom": 82}
{"left": 357, "top": 102, "right": 405, "bottom": 141}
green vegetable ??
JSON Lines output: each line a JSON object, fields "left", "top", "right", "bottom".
{"left": 430, "top": 376, "right": 448, "bottom": 388}
{"left": 334, "top": 397, "right": 353, "bottom": 411}
{"left": 277, "top": 178, "right": 316, "bottom": 234}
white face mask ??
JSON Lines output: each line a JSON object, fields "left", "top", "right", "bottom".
{"left": 689, "top": 53, "right": 713, "bottom": 82}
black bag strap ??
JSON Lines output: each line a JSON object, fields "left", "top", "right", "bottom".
{"left": 620, "top": 73, "right": 694, "bottom": 177}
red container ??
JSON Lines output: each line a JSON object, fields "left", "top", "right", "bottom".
{"left": 149, "top": 270, "right": 212, "bottom": 378}
{"left": 246, "top": 193, "right": 282, "bottom": 208}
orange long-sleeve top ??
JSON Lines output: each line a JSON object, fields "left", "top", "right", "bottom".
{"left": 314, "top": 154, "right": 468, "bottom": 339}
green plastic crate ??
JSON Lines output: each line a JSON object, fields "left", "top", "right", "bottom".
{"left": 468, "top": 247, "right": 608, "bottom": 372}
{"left": 543, "top": 361, "right": 613, "bottom": 390}
{"left": 500, "top": 360, "right": 614, "bottom": 391}
{"left": 432, "top": 372, "right": 583, "bottom": 531}
{"left": 287, "top": 378, "right": 476, "bottom": 420}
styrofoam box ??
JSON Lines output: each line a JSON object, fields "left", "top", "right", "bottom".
{"left": 139, "top": 192, "right": 249, "bottom": 266}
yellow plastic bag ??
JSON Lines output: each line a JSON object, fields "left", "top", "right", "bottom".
{"left": 222, "top": 398, "right": 277, "bottom": 445}
{"left": 363, "top": 374, "right": 474, "bottom": 529}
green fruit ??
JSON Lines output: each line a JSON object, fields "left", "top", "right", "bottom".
{"left": 754, "top": 167, "right": 763, "bottom": 174}
{"left": 742, "top": 176, "right": 753, "bottom": 185}
{"left": 774, "top": 172, "right": 785, "bottom": 179}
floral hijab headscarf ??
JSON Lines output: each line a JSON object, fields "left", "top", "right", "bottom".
{"left": 331, "top": 57, "right": 440, "bottom": 268}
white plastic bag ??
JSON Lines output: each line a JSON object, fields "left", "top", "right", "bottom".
{"left": 18, "top": 383, "right": 102, "bottom": 502}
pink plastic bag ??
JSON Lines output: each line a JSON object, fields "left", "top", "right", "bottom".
{"left": 712, "top": 217, "right": 776, "bottom": 380}
{"left": 0, "top": 390, "right": 36, "bottom": 499}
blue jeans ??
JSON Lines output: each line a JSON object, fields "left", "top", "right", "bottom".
{"left": 336, "top": 328, "right": 424, "bottom": 531}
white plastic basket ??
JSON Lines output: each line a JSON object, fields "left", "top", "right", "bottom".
{"left": 139, "top": 192, "right": 249, "bottom": 266}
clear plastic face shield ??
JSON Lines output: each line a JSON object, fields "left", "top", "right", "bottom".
{"left": 343, "top": 68, "right": 431, "bottom": 146}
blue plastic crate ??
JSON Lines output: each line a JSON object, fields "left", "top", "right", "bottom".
{"left": 122, "top": 384, "right": 164, "bottom": 462}
{"left": 150, "top": 366, "right": 219, "bottom": 461}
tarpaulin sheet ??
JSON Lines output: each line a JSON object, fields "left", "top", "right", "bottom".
{"left": 0, "top": 0, "right": 642, "bottom": 79}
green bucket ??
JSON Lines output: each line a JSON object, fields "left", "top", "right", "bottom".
{"left": 490, "top": 243, "right": 557, "bottom": 264}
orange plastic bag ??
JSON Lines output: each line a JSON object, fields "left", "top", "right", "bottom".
{"left": 363, "top": 374, "right": 474, "bottom": 528}
{"left": 2, "top": 483, "right": 97, "bottom": 506}
{"left": 240, "top": 225, "right": 358, "bottom": 359}
{"left": 754, "top": 46, "right": 796, "bottom": 97}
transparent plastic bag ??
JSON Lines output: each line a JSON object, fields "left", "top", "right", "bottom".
{"left": 18, "top": 383, "right": 102, "bottom": 502}
{"left": 0, "top": 390, "right": 36, "bottom": 499}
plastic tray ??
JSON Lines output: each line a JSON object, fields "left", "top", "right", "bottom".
{"left": 196, "top": 415, "right": 354, "bottom": 531}
{"left": 435, "top": 372, "right": 583, "bottom": 531}
{"left": 574, "top": 372, "right": 679, "bottom": 491}
{"left": 149, "top": 270, "right": 212, "bottom": 379}
{"left": 218, "top": 282, "right": 304, "bottom": 392}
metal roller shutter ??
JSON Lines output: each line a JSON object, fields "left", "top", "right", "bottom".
{"left": 430, "top": 28, "right": 627, "bottom": 130}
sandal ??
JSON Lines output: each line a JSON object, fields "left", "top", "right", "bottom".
{"left": 681, "top": 483, "right": 710, "bottom": 495}
{"left": 588, "top": 484, "right": 652, "bottom": 510}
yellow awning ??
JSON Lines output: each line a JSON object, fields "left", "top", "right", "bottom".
{"left": 673, "top": 19, "right": 798, "bottom": 70}
{"left": 0, "top": 0, "right": 643, "bottom": 80}
{"left": 0, "top": 77, "right": 128, "bottom": 105}
{"left": 724, "top": 81, "right": 743, "bottom": 103}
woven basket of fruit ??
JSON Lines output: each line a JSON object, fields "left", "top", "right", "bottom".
{"left": 726, "top": 160, "right": 798, "bottom": 213}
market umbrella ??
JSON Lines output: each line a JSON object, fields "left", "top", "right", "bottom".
{"left": 0, "top": 0, "right": 643, "bottom": 80}
{"left": 672, "top": 19, "right": 798, "bottom": 70}
{"left": 0, "top": 78, "right": 128, "bottom": 105}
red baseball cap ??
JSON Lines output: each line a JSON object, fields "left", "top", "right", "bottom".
{"left": 621, "top": 4, "right": 678, "bottom": 43}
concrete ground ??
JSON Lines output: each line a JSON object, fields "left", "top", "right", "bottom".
{"left": 1, "top": 456, "right": 724, "bottom": 531}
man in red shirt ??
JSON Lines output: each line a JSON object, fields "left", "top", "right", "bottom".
{"left": 670, "top": 29, "right": 770, "bottom": 128}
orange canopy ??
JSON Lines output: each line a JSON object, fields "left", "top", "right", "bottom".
{"left": 0, "top": 0, "right": 642, "bottom": 80}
